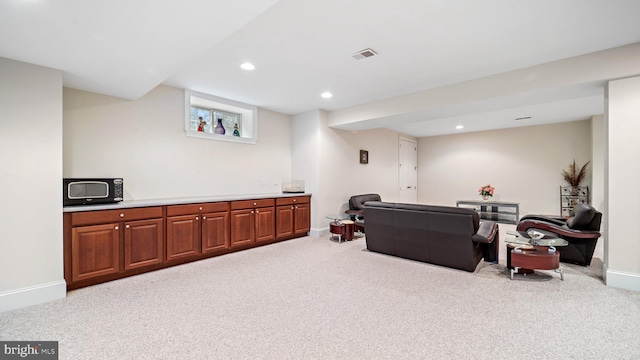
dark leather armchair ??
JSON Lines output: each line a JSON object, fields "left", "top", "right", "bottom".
{"left": 516, "top": 203, "right": 602, "bottom": 266}
{"left": 345, "top": 193, "right": 381, "bottom": 230}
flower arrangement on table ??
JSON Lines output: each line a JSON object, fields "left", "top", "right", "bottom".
{"left": 478, "top": 184, "right": 495, "bottom": 200}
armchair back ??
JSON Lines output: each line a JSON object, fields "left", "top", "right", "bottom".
{"left": 348, "top": 193, "right": 381, "bottom": 211}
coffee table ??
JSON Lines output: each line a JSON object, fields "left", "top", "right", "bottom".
{"left": 505, "top": 230, "right": 569, "bottom": 280}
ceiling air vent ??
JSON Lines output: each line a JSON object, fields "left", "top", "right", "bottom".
{"left": 352, "top": 48, "right": 377, "bottom": 60}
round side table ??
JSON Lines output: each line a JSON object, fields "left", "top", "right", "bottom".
{"left": 326, "top": 214, "right": 352, "bottom": 243}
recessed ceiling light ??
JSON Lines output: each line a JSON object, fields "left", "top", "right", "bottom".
{"left": 240, "top": 62, "right": 255, "bottom": 70}
{"left": 321, "top": 92, "right": 333, "bottom": 99}
{"left": 456, "top": 125, "right": 464, "bottom": 130}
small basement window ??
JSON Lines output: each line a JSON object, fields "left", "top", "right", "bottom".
{"left": 185, "top": 90, "right": 257, "bottom": 144}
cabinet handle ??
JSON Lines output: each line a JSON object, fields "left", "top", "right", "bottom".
{"left": 202, "top": 216, "right": 206, "bottom": 220}
{"left": 295, "top": 206, "right": 298, "bottom": 209}
{"left": 195, "top": 216, "right": 199, "bottom": 220}
{"left": 251, "top": 210, "right": 254, "bottom": 214}
{"left": 126, "top": 225, "right": 130, "bottom": 229}
{"left": 256, "top": 210, "right": 259, "bottom": 214}
{"left": 119, "top": 213, "right": 124, "bottom": 218}
{"left": 293, "top": 199, "right": 296, "bottom": 202}
{"left": 114, "top": 226, "right": 119, "bottom": 230}
{"left": 291, "top": 206, "right": 294, "bottom": 209}
{"left": 253, "top": 202, "right": 257, "bottom": 206}
{"left": 199, "top": 207, "right": 203, "bottom": 211}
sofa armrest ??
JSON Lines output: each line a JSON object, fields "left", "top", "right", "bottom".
{"left": 472, "top": 221, "right": 498, "bottom": 244}
{"left": 517, "top": 220, "right": 601, "bottom": 239}
{"left": 345, "top": 209, "right": 364, "bottom": 216}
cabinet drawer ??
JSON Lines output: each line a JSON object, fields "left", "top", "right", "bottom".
{"left": 167, "top": 202, "right": 229, "bottom": 216}
{"left": 276, "top": 196, "right": 310, "bottom": 206}
{"left": 71, "top": 207, "right": 163, "bottom": 226}
{"left": 167, "top": 204, "right": 202, "bottom": 216}
{"left": 201, "top": 202, "right": 229, "bottom": 213}
{"left": 231, "top": 199, "right": 274, "bottom": 210}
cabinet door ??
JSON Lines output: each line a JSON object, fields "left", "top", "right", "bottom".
{"left": 166, "top": 214, "right": 200, "bottom": 261}
{"left": 276, "top": 205, "right": 294, "bottom": 238}
{"left": 255, "top": 206, "right": 276, "bottom": 242}
{"left": 124, "top": 218, "right": 164, "bottom": 270}
{"left": 71, "top": 223, "right": 120, "bottom": 282}
{"left": 230, "top": 209, "right": 254, "bottom": 247}
{"left": 202, "top": 211, "right": 229, "bottom": 253}
{"left": 294, "top": 203, "right": 311, "bottom": 235}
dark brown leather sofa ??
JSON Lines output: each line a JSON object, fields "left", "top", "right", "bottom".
{"left": 364, "top": 201, "right": 499, "bottom": 272}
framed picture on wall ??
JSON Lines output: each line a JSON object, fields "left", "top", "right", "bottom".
{"left": 360, "top": 150, "right": 369, "bottom": 164}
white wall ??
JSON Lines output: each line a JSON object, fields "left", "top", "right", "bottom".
{"left": 291, "top": 110, "right": 321, "bottom": 232}
{"left": 63, "top": 85, "right": 292, "bottom": 199}
{"left": 417, "top": 120, "right": 593, "bottom": 217}
{"left": 591, "top": 115, "right": 605, "bottom": 259}
{"left": 0, "top": 58, "right": 66, "bottom": 312}
{"left": 319, "top": 115, "right": 406, "bottom": 229}
{"left": 605, "top": 75, "right": 640, "bottom": 291}
{"left": 291, "top": 110, "right": 410, "bottom": 233}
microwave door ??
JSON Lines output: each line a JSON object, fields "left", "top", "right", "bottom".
{"left": 68, "top": 182, "right": 109, "bottom": 199}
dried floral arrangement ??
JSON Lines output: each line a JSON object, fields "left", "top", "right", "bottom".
{"left": 561, "top": 160, "right": 590, "bottom": 187}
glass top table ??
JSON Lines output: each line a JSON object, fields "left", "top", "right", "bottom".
{"left": 506, "top": 230, "right": 568, "bottom": 252}
{"left": 325, "top": 214, "right": 351, "bottom": 222}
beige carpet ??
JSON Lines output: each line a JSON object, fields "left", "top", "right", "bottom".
{"left": 1, "top": 234, "right": 639, "bottom": 360}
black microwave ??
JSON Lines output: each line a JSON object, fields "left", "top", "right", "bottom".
{"left": 63, "top": 178, "right": 123, "bottom": 206}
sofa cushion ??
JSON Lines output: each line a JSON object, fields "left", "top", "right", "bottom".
{"left": 566, "top": 203, "right": 596, "bottom": 230}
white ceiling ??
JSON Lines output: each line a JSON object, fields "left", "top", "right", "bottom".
{"left": 2, "top": 0, "right": 640, "bottom": 137}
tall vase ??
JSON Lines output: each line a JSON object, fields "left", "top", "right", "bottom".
{"left": 214, "top": 118, "right": 225, "bottom": 135}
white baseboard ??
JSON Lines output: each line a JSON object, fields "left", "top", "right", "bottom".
{"left": 309, "top": 227, "right": 330, "bottom": 238}
{"left": 603, "top": 263, "right": 640, "bottom": 291}
{"left": 0, "top": 280, "right": 66, "bottom": 313}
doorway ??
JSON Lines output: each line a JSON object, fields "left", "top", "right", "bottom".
{"left": 399, "top": 137, "right": 417, "bottom": 203}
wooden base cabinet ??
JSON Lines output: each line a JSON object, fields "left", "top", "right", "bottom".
{"left": 71, "top": 223, "right": 120, "bottom": 282}
{"left": 64, "top": 196, "right": 309, "bottom": 290}
{"left": 166, "top": 202, "right": 230, "bottom": 261}
{"left": 230, "top": 199, "right": 275, "bottom": 247}
{"left": 276, "top": 196, "right": 311, "bottom": 239}
{"left": 166, "top": 214, "right": 200, "bottom": 261}
{"left": 124, "top": 218, "right": 164, "bottom": 270}
{"left": 66, "top": 206, "right": 164, "bottom": 285}
{"left": 276, "top": 205, "right": 295, "bottom": 238}
{"left": 201, "top": 210, "right": 230, "bottom": 253}
{"left": 294, "top": 202, "right": 310, "bottom": 235}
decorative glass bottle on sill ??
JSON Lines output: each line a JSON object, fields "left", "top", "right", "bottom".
{"left": 233, "top": 123, "right": 240, "bottom": 137}
{"left": 214, "top": 118, "right": 225, "bottom": 135}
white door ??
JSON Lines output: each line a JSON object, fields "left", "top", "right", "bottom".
{"left": 399, "top": 137, "right": 418, "bottom": 203}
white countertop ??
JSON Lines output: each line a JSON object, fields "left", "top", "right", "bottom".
{"left": 63, "top": 192, "right": 311, "bottom": 212}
